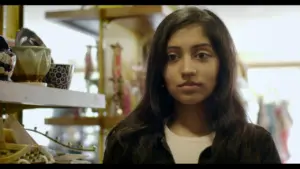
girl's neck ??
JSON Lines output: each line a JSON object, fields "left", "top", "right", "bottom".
{"left": 167, "top": 103, "right": 212, "bottom": 137}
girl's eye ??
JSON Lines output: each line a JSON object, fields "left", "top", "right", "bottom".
{"left": 195, "top": 52, "right": 211, "bottom": 60}
{"left": 168, "top": 53, "right": 179, "bottom": 61}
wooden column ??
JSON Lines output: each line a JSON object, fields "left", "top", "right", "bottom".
{"left": 5, "top": 5, "right": 23, "bottom": 39}
{"left": 0, "top": 6, "right": 3, "bottom": 35}
{"left": 6, "top": 5, "right": 23, "bottom": 123}
{"left": 97, "top": 9, "right": 106, "bottom": 163}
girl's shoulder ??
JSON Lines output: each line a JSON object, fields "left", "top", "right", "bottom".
{"left": 238, "top": 123, "right": 281, "bottom": 163}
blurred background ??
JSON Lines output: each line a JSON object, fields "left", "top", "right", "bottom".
{"left": 4, "top": 5, "right": 299, "bottom": 163}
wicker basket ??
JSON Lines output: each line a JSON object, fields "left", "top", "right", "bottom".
{"left": 0, "top": 117, "right": 55, "bottom": 164}
{"left": 0, "top": 143, "right": 54, "bottom": 164}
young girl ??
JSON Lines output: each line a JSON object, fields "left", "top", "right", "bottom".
{"left": 103, "top": 7, "right": 281, "bottom": 164}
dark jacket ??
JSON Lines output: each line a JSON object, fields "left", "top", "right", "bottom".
{"left": 103, "top": 123, "right": 281, "bottom": 164}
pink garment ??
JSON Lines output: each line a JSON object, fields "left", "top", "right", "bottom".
{"left": 276, "top": 103, "right": 292, "bottom": 163}
{"left": 84, "top": 49, "right": 93, "bottom": 81}
{"left": 122, "top": 85, "right": 131, "bottom": 115}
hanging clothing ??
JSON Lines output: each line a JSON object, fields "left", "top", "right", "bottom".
{"left": 84, "top": 47, "right": 93, "bottom": 81}
{"left": 257, "top": 101, "right": 292, "bottom": 163}
{"left": 276, "top": 102, "right": 293, "bottom": 163}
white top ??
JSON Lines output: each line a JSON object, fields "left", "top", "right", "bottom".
{"left": 164, "top": 125, "right": 215, "bottom": 164}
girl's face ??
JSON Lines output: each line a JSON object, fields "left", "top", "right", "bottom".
{"left": 164, "top": 24, "right": 219, "bottom": 105}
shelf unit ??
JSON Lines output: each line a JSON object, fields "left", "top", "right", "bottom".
{"left": 44, "top": 5, "right": 172, "bottom": 38}
{"left": 44, "top": 5, "right": 176, "bottom": 162}
{"left": 0, "top": 81, "right": 107, "bottom": 163}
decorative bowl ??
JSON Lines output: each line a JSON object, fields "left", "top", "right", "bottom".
{"left": 10, "top": 46, "right": 51, "bottom": 83}
{"left": 43, "top": 64, "right": 74, "bottom": 89}
{"left": 0, "top": 52, "right": 16, "bottom": 81}
{"left": 0, "top": 36, "right": 16, "bottom": 81}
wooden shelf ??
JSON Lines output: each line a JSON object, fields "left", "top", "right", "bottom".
{"left": 246, "top": 61, "right": 300, "bottom": 68}
{"left": 0, "top": 81, "right": 105, "bottom": 111}
{"left": 44, "top": 6, "right": 172, "bottom": 37}
{"left": 45, "top": 116, "right": 125, "bottom": 129}
{"left": 45, "top": 117, "right": 99, "bottom": 126}
{"left": 99, "top": 115, "right": 125, "bottom": 129}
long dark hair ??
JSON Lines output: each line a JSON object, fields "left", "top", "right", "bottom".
{"left": 106, "top": 6, "right": 248, "bottom": 153}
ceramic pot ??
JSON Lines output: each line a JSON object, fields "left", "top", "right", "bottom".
{"left": 43, "top": 64, "right": 74, "bottom": 89}
{"left": 11, "top": 46, "right": 52, "bottom": 83}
